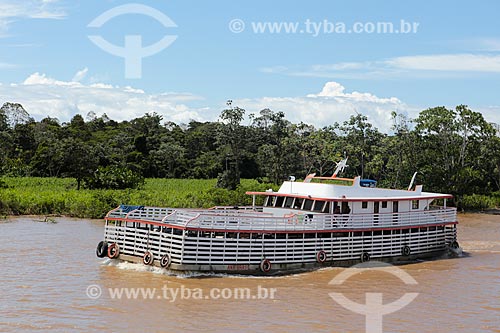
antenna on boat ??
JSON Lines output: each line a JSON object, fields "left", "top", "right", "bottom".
{"left": 332, "top": 157, "right": 348, "bottom": 178}
{"left": 408, "top": 172, "right": 418, "bottom": 191}
{"left": 289, "top": 176, "right": 295, "bottom": 192}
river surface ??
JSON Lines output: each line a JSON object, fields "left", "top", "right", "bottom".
{"left": 0, "top": 214, "right": 499, "bottom": 333}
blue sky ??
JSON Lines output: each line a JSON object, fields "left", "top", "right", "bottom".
{"left": 0, "top": 0, "right": 499, "bottom": 131}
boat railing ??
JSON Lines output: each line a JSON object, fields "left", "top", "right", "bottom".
{"left": 208, "top": 206, "right": 263, "bottom": 212}
{"left": 106, "top": 205, "right": 457, "bottom": 231}
{"left": 175, "top": 207, "right": 457, "bottom": 231}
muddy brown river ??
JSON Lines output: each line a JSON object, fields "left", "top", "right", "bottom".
{"left": 0, "top": 214, "right": 499, "bottom": 332}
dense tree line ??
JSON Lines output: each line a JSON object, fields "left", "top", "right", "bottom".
{"left": 0, "top": 102, "right": 499, "bottom": 204}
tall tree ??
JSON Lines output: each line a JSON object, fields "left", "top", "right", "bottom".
{"left": 61, "top": 138, "right": 98, "bottom": 190}
{"left": 216, "top": 101, "right": 245, "bottom": 189}
{"left": 337, "top": 114, "right": 385, "bottom": 179}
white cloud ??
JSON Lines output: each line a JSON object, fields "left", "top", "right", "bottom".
{"left": 262, "top": 53, "right": 500, "bottom": 79}
{"left": 0, "top": 61, "right": 16, "bottom": 69}
{"left": 24, "top": 72, "right": 78, "bottom": 86}
{"left": 236, "top": 81, "right": 411, "bottom": 132}
{"left": 459, "top": 37, "right": 500, "bottom": 52}
{"left": 0, "top": 0, "right": 66, "bottom": 35}
{"left": 475, "top": 106, "right": 500, "bottom": 126}
{"left": 2, "top": 75, "right": 499, "bottom": 135}
{"left": 0, "top": 1, "right": 66, "bottom": 19}
{"left": 1, "top": 75, "right": 408, "bottom": 132}
{"left": 235, "top": 82, "right": 500, "bottom": 133}
{"left": 0, "top": 72, "right": 209, "bottom": 125}
{"left": 387, "top": 54, "right": 500, "bottom": 72}
{"left": 72, "top": 68, "right": 88, "bottom": 82}
{"left": 478, "top": 38, "right": 500, "bottom": 52}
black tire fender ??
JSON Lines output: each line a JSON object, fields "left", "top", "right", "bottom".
{"left": 143, "top": 251, "right": 154, "bottom": 265}
{"left": 96, "top": 241, "right": 108, "bottom": 258}
{"left": 260, "top": 259, "right": 272, "bottom": 273}
{"left": 160, "top": 254, "right": 171, "bottom": 268}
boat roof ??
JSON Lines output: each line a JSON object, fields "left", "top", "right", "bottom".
{"left": 246, "top": 176, "right": 452, "bottom": 201}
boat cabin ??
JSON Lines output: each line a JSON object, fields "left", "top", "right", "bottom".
{"left": 246, "top": 175, "right": 450, "bottom": 219}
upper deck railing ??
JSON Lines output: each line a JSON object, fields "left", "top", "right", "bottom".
{"left": 106, "top": 205, "right": 457, "bottom": 232}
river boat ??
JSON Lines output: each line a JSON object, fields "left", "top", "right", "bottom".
{"left": 96, "top": 159, "right": 461, "bottom": 275}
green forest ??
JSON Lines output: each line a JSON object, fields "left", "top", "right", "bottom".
{"left": 1, "top": 101, "right": 500, "bottom": 214}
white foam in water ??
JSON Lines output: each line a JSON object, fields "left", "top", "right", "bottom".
{"left": 100, "top": 259, "right": 236, "bottom": 278}
{"left": 460, "top": 240, "right": 500, "bottom": 252}
{"left": 99, "top": 259, "right": 301, "bottom": 279}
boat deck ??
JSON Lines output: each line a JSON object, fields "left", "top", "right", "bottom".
{"left": 106, "top": 205, "right": 457, "bottom": 232}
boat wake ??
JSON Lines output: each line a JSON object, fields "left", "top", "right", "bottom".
{"left": 459, "top": 240, "right": 500, "bottom": 253}
{"left": 100, "top": 259, "right": 244, "bottom": 279}
{"left": 99, "top": 258, "right": 307, "bottom": 279}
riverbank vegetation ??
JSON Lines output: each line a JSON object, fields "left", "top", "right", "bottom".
{"left": 1, "top": 101, "right": 499, "bottom": 215}
{"left": 0, "top": 178, "right": 277, "bottom": 218}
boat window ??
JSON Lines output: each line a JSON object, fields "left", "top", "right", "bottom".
{"left": 275, "top": 196, "right": 285, "bottom": 207}
{"left": 264, "top": 196, "right": 273, "bottom": 207}
{"left": 293, "top": 198, "right": 303, "bottom": 209}
{"left": 323, "top": 201, "right": 331, "bottom": 213}
{"left": 284, "top": 197, "right": 294, "bottom": 208}
{"left": 392, "top": 201, "right": 399, "bottom": 223}
{"left": 412, "top": 200, "right": 419, "bottom": 209}
{"left": 333, "top": 202, "right": 341, "bottom": 214}
{"left": 362, "top": 201, "right": 368, "bottom": 209}
{"left": 381, "top": 201, "right": 388, "bottom": 208}
{"left": 341, "top": 202, "right": 350, "bottom": 214}
{"left": 303, "top": 199, "right": 314, "bottom": 211}
{"left": 313, "top": 200, "right": 324, "bottom": 212}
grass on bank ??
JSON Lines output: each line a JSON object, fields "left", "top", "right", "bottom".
{"left": 1, "top": 177, "right": 499, "bottom": 219}
{"left": 0, "top": 177, "right": 278, "bottom": 219}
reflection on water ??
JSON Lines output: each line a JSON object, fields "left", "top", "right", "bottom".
{"left": 0, "top": 214, "right": 499, "bottom": 332}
